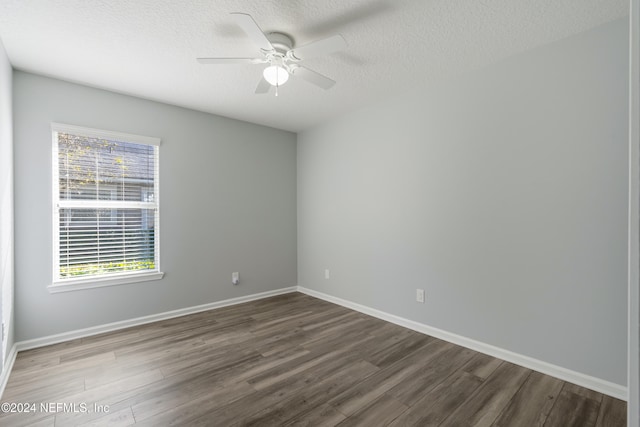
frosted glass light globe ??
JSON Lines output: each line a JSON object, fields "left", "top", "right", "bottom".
{"left": 263, "top": 65, "right": 289, "bottom": 86}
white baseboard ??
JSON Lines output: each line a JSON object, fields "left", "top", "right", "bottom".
{"left": 16, "top": 287, "right": 297, "bottom": 352}
{"left": 4, "top": 285, "right": 627, "bottom": 402}
{"left": 0, "top": 344, "right": 18, "bottom": 399}
{"left": 297, "top": 286, "right": 628, "bottom": 401}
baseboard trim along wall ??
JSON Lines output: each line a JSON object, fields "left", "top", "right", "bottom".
{"left": 0, "top": 285, "right": 626, "bottom": 401}
{"left": 0, "top": 344, "right": 18, "bottom": 400}
{"left": 296, "top": 286, "right": 627, "bottom": 401}
{"left": 16, "top": 287, "right": 298, "bottom": 353}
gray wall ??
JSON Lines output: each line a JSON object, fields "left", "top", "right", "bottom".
{"left": 298, "top": 19, "right": 629, "bottom": 385}
{"left": 13, "top": 71, "right": 297, "bottom": 341}
{"left": 0, "top": 38, "right": 13, "bottom": 370}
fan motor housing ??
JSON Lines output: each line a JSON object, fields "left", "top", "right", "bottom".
{"left": 266, "top": 32, "right": 294, "bottom": 54}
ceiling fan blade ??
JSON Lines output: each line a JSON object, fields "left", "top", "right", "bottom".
{"left": 197, "top": 57, "right": 262, "bottom": 64}
{"left": 289, "top": 35, "right": 347, "bottom": 60}
{"left": 291, "top": 66, "right": 336, "bottom": 90}
{"left": 255, "top": 76, "right": 272, "bottom": 94}
{"left": 230, "top": 12, "right": 274, "bottom": 53}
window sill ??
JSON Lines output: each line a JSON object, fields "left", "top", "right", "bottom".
{"left": 48, "top": 271, "right": 164, "bottom": 293}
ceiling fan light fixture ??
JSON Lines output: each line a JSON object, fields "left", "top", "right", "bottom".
{"left": 197, "top": 14, "right": 346, "bottom": 94}
{"left": 263, "top": 65, "right": 289, "bottom": 86}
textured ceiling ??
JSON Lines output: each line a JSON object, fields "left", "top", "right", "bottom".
{"left": 0, "top": 0, "right": 629, "bottom": 132}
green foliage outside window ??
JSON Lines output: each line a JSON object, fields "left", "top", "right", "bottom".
{"left": 60, "top": 260, "right": 155, "bottom": 278}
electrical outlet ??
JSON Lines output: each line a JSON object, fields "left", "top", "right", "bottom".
{"left": 324, "top": 269, "right": 330, "bottom": 279}
{"left": 416, "top": 289, "right": 425, "bottom": 303}
{"left": 232, "top": 272, "right": 239, "bottom": 285}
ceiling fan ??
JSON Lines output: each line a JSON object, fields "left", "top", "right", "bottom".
{"left": 197, "top": 13, "right": 347, "bottom": 95}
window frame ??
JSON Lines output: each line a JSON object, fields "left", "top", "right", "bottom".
{"left": 49, "top": 123, "right": 164, "bottom": 293}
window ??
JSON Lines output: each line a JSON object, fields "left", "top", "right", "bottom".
{"left": 50, "top": 123, "right": 163, "bottom": 292}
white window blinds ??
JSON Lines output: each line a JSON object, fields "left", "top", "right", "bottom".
{"left": 52, "top": 123, "right": 160, "bottom": 286}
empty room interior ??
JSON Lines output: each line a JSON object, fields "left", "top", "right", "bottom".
{"left": 0, "top": 0, "right": 639, "bottom": 426}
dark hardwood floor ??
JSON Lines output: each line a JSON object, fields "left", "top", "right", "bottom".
{"left": 0, "top": 292, "right": 627, "bottom": 426}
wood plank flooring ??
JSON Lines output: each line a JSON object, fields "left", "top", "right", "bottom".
{"left": 0, "top": 292, "right": 627, "bottom": 426}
